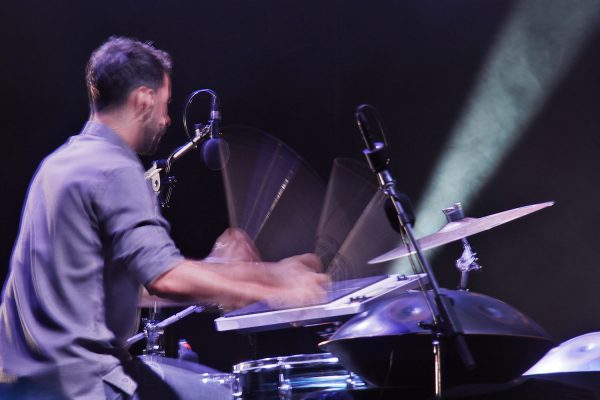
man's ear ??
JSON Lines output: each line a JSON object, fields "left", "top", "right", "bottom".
{"left": 130, "top": 86, "right": 155, "bottom": 121}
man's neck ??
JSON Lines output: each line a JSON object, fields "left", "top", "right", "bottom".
{"left": 91, "top": 111, "right": 138, "bottom": 151}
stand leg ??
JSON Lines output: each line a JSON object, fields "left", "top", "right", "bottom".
{"left": 433, "top": 338, "right": 442, "bottom": 399}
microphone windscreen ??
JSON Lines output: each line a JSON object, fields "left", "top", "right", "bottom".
{"left": 201, "top": 138, "right": 230, "bottom": 171}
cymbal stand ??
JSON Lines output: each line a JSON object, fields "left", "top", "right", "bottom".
{"left": 126, "top": 305, "right": 206, "bottom": 353}
{"left": 355, "top": 104, "right": 475, "bottom": 398}
{"left": 442, "top": 204, "right": 482, "bottom": 291}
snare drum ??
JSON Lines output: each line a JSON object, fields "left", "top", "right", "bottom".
{"left": 139, "top": 355, "right": 234, "bottom": 400}
{"left": 233, "top": 352, "right": 365, "bottom": 399}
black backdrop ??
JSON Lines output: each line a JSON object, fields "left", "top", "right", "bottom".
{"left": 2, "top": 0, "right": 600, "bottom": 372}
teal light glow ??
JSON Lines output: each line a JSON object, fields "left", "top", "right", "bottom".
{"left": 391, "top": 0, "right": 600, "bottom": 273}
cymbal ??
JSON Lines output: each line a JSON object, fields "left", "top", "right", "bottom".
{"left": 368, "top": 201, "right": 554, "bottom": 264}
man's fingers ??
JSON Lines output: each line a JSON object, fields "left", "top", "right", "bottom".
{"left": 208, "top": 227, "right": 262, "bottom": 262}
{"left": 287, "top": 253, "right": 323, "bottom": 273}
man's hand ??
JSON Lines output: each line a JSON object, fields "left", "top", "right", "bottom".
{"left": 206, "top": 227, "right": 261, "bottom": 263}
{"left": 259, "top": 253, "right": 329, "bottom": 309}
{"left": 147, "top": 230, "right": 330, "bottom": 311}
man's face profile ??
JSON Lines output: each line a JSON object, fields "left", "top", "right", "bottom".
{"left": 140, "top": 74, "right": 172, "bottom": 155}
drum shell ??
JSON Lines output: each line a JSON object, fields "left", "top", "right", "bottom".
{"left": 233, "top": 353, "right": 365, "bottom": 399}
{"left": 138, "top": 355, "right": 234, "bottom": 399}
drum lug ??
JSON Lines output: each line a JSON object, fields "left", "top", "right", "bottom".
{"left": 232, "top": 375, "right": 242, "bottom": 399}
{"left": 346, "top": 372, "right": 360, "bottom": 390}
{"left": 278, "top": 373, "right": 292, "bottom": 400}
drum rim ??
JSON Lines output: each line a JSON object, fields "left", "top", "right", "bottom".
{"left": 233, "top": 352, "right": 340, "bottom": 373}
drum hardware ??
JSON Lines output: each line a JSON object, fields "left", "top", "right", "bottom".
{"left": 127, "top": 305, "right": 206, "bottom": 353}
{"left": 142, "top": 316, "right": 165, "bottom": 356}
{"left": 355, "top": 104, "right": 476, "bottom": 398}
{"left": 442, "top": 203, "right": 482, "bottom": 291}
{"left": 348, "top": 295, "right": 367, "bottom": 303}
{"left": 232, "top": 352, "right": 367, "bottom": 399}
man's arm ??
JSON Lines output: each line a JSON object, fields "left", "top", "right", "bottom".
{"left": 145, "top": 228, "right": 328, "bottom": 311}
{"left": 146, "top": 255, "right": 328, "bottom": 311}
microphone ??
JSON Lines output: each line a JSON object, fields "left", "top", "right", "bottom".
{"left": 356, "top": 104, "right": 415, "bottom": 228}
{"left": 356, "top": 105, "right": 378, "bottom": 151}
{"left": 355, "top": 104, "right": 390, "bottom": 173}
{"left": 200, "top": 136, "right": 229, "bottom": 171}
{"left": 199, "top": 95, "right": 230, "bottom": 171}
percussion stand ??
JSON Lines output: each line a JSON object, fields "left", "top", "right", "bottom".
{"left": 356, "top": 105, "right": 475, "bottom": 399}
{"left": 127, "top": 305, "right": 206, "bottom": 353}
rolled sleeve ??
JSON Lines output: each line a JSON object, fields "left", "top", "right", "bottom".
{"left": 95, "top": 166, "right": 184, "bottom": 286}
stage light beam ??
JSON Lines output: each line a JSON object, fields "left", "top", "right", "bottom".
{"left": 390, "top": 0, "right": 600, "bottom": 273}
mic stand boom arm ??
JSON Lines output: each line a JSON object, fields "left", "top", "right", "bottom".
{"left": 145, "top": 88, "right": 221, "bottom": 208}
{"left": 144, "top": 123, "right": 212, "bottom": 208}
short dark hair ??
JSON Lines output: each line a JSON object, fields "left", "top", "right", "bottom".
{"left": 86, "top": 36, "right": 172, "bottom": 112}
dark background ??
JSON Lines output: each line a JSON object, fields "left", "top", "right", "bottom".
{"left": 2, "top": 0, "right": 600, "bottom": 372}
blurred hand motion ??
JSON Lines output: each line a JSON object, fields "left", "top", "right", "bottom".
{"left": 204, "top": 230, "right": 330, "bottom": 311}
{"left": 262, "top": 253, "right": 330, "bottom": 309}
{"left": 206, "top": 227, "right": 262, "bottom": 262}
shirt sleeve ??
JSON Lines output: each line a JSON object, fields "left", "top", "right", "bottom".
{"left": 94, "top": 165, "right": 184, "bottom": 286}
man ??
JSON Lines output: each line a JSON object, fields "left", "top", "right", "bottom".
{"left": 0, "top": 37, "right": 328, "bottom": 399}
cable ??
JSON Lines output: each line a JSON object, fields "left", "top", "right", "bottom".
{"left": 182, "top": 89, "right": 218, "bottom": 140}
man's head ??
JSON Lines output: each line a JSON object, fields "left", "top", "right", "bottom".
{"left": 86, "top": 37, "right": 172, "bottom": 155}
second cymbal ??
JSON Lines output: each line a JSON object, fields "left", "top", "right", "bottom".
{"left": 369, "top": 201, "right": 554, "bottom": 264}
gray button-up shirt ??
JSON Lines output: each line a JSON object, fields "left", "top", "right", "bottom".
{"left": 0, "top": 121, "right": 184, "bottom": 398}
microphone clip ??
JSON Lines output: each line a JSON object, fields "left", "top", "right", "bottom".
{"left": 355, "top": 105, "right": 390, "bottom": 174}
{"left": 144, "top": 119, "right": 213, "bottom": 208}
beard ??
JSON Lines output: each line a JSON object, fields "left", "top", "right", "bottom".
{"left": 138, "top": 120, "right": 166, "bottom": 156}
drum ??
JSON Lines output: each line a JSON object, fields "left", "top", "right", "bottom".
{"left": 320, "top": 289, "right": 554, "bottom": 388}
{"left": 233, "top": 352, "right": 366, "bottom": 399}
{"left": 139, "top": 355, "right": 234, "bottom": 400}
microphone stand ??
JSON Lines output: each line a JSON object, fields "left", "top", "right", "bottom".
{"left": 144, "top": 123, "right": 212, "bottom": 208}
{"left": 358, "top": 112, "right": 475, "bottom": 399}
{"left": 135, "top": 89, "right": 219, "bottom": 357}
{"left": 144, "top": 88, "right": 221, "bottom": 208}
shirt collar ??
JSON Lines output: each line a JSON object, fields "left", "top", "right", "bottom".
{"left": 80, "top": 120, "right": 139, "bottom": 159}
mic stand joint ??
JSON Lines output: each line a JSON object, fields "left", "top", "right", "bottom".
{"left": 144, "top": 124, "right": 212, "bottom": 208}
